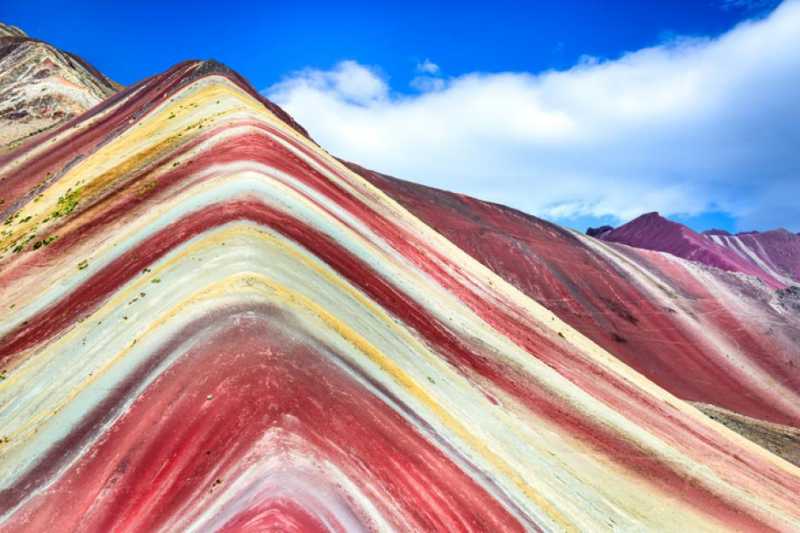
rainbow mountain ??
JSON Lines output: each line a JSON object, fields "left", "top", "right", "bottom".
{"left": 0, "top": 30, "right": 798, "bottom": 532}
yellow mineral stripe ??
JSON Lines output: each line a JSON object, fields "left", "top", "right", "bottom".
{"left": 0, "top": 77, "right": 281, "bottom": 252}
{"left": 3, "top": 222, "right": 574, "bottom": 530}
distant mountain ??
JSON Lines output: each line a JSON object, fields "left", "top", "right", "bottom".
{"left": 0, "top": 23, "right": 119, "bottom": 150}
{"left": 704, "top": 227, "right": 800, "bottom": 288}
{"left": 594, "top": 211, "right": 798, "bottom": 288}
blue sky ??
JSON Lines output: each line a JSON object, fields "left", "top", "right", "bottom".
{"left": 3, "top": 0, "right": 795, "bottom": 233}
{"left": 2, "top": 1, "right": 771, "bottom": 91}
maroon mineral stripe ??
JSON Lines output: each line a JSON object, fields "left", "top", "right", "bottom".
{"left": 0, "top": 60, "right": 310, "bottom": 218}
{"left": 4, "top": 121, "right": 795, "bottom": 506}
{"left": 216, "top": 501, "right": 336, "bottom": 533}
{"left": 346, "top": 163, "right": 791, "bottom": 419}
{"left": 248, "top": 130, "right": 800, "bottom": 481}
{"left": 1, "top": 81, "right": 792, "bottom": 520}
{"left": 4, "top": 119, "right": 796, "bottom": 505}
{"left": 0, "top": 124, "right": 327, "bottom": 278}
{"left": 5, "top": 309, "right": 525, "bottom": 532}
{"left": 244, "top": 133, "right": 800, "bottom": 503}
{"left": 0, "top": 198, "right": 784, "bottom": 531}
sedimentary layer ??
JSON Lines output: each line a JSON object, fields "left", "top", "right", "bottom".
{"left": 0, "top": 61, "right": 799, "bottom": 532}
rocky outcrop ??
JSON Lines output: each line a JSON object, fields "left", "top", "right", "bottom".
{"left": 694, "top": 402, "right": 800, "bottom": 467}
{"left": 586, "top": 224, "right": 614, "bottom": 237}
{"left": 0, "top": 22, "right": 119, "bottom": 151}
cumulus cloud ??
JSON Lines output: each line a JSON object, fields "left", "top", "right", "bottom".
{"left": 273, "top": 60, "right": 389, "bottom": 105}
{"left": 266, "top": 1, "right": 800, "bottom": 230}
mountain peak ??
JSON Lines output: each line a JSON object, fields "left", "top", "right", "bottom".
{"left": 606, "top": 210, "right": 688, "bottom": 240}
{"left": 0, "top": 21, "right": 119, "bottom": 149}
{"left": 600, "top": 212, "right": 795, "bottom": 288}
{"left": 0, "top": 23, "right": 27, "bottom": 38}
{"left": 703, "top": 228, "right": 731, "bottom": 236}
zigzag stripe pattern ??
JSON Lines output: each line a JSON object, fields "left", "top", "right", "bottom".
{"left": 0, "top": 62, "right": 798, "bottom": 532}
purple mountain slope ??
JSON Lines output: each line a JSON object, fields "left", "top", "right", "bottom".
{"left": 704, "top": 228, "right": 800, "bottom": 287}
{"left": 596, "top": 212, "right": 796, "bottom": 289}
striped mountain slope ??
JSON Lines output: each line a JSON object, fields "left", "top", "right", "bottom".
{"left": 0, "top": 59, "right": 798, "bottom": 531}
{"left": 705, "top": 228, "right": 800, "bottom": 288}
{"left": 350, "top": 165, "right": 800, "bottom": 464}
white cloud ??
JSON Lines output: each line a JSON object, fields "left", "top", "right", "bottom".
{"left": 271, "top": 60, "right": 388, "bottom": 106}
{"left": 409, "top": 76, "right": 445, "bottom": 92}
{"left": 266, "top": 1, "right": 800, "bottom": 231}
{"left": 411, "top": 59, "right": 444, "bottom": 92}
{"left": 416, "top": 59, "right": 440, "bottom": 74}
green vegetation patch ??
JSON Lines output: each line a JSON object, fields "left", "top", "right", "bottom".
{"left": 51, "top": 187, "right": 83, "bottom": 219}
